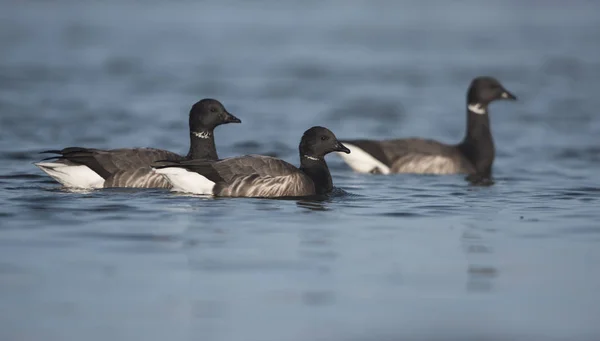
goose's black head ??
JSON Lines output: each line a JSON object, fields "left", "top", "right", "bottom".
{"left": 189, "top": 98, "right": 241, "bottom": 132}
{"left": 299, "top": 126, "right": 350, "bottom": 159}
{"left": 467, "top": 77, "right": 517, "bottom": 108}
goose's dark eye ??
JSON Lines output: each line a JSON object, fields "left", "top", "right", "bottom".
{"left": 321, "top": 136, "right": 328, "bottom": 141}
{"left": 210, "top": 107, "right": 217, "bottom": 113}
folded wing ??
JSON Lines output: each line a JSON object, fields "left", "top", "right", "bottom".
{"left": 339, "top": 138, "right": 474, "bottom": 175}
{"left": 156, "top": 155, "right": 315, "bottom": 197}
{"left": 380, "top": 139, "right": 473, "bottom": 174}
{"left": 41, "top": 147, "right": 183, "bottom": 188}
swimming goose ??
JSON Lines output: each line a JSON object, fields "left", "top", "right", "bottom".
{"left": 35, "top": 98, "right": 241, "bottom": 189}
{"left": 153, "top": 126, "right": 351, "bottom": 198}
{"left": 336, "top": 76, "right": 517, "bottom": 181}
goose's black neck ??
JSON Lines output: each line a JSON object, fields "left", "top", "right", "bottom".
{"left": 186, "top": 130, "right": 218, "bottom": 160}
{"left": 299, "top": 155, "right": 333, "bottom": 195}
{"left": 458, "top": 103, "right": 495, "bottom": 177}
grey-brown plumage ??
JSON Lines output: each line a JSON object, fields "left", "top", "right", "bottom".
{"left": 94, "top": 148, "right": 184, "bottom": 188}
{"left": 345, "top": 138, "right": 475, "bottom": 174}
{"left": 337, "top": 76, "right": 517, "bottom": 180}
{"left": 154, "top": 126, "right": 351, "bottom": 198}
{"left": 179, "top": 155, "right": 317, "bottom": 197}
{"left": 35, "top": 98, "right": 241, "bottom": 189}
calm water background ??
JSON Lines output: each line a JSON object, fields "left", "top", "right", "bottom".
{"left": 1, "top": 1, "right": 599, "bottom": 340}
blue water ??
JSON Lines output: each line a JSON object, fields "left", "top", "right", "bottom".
{"left": 1, "top": 1, "right": 600, "bottom": 340}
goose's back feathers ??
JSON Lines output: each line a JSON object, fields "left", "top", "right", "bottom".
{"left": 214, "top": 155, "right": 302, "bottom": 181}
{"left": 38, "top": 147, "right": 184, "bottom": 188}
{"left": 157, "top": 155, "right": 316, "bottom": 197}
{"left": 380, "top": 139, "right": 458, "bottom": 159}
{"left": 79, "top": 148, "right": 183, "bottom": 174}
{"left": 341, "top": 138, "right": 475, "bottom": 175}
{"left": 214, "top": 155, "right": 314, "bottom": 197}
{"left": 380, "top": 139, "right": 472, "bottom": 174}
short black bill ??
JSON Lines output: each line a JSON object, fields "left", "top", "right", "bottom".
{"left": 335, "top": 142, "right": 351, "bottom": 154}
{"left": 224, "top": 112, "right": 242, "bottom": 123}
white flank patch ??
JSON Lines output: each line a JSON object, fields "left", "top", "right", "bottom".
{"left": 192, "top": 131, "right": 211, "bottom": 139}
{"left": 35, "top": 162, "right": 105, "bottom": 189}
{"left": 154, "top": 167, "right": 215, "bottom": 195}
{"left": 467, "top": 103, "right": 486, "bottom": 115}
{"left": 335, "top": 143, "right": 391, "bottom": 174}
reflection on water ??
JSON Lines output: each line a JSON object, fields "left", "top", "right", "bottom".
{"left": 462, "top": 227, "right": 496, "bottom": 293}
{"left": 296, "top": 199, "right": 330, "bottom": 211}
{"left": 1, "top": 1, "right": 600, "bottom": 341}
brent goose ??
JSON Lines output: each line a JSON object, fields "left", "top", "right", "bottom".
{"left": 153, "top": 126, "right": 351, "bottom": 198}
{"left": 336, "top": 76, "right": 517, "bottom": 181}
{"left": 35, "top": 99, "right": 241, "bottom": 189}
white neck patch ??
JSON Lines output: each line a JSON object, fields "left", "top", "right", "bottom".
{"left": 192, "top": 131, "right": 212, "bottom": 139}
{"left": 303, "top": 155, "right": 319, "bottom": 161}
{"left": 468, "top": 103, "right": 486, "bottom": 115}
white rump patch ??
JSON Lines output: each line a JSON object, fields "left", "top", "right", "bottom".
{"left": 192, "top": 131, "right": 211, "bottom": 139}
{"left": 154, "top": 167, "right": 215, "bottom": 195}
{"left": 467, "top": 103, "right": 486, "bottom": 115}
{"left": 35, "top": 162, "right": 105, "bottom": 189}
{"left": 335, "top": 143, "right": 391, "bottom": 174}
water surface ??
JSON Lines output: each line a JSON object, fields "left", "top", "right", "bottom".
{"left": 1, "top": 1, "right": 599, "bottom": 340}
